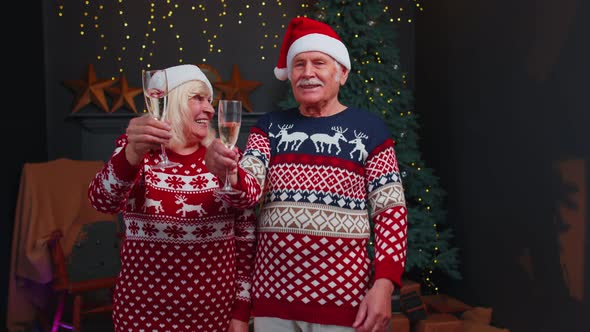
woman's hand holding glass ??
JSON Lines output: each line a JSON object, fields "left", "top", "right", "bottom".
{"left": 124, "top": 114, "right": 172, "bottom": 166}
{"left": 141, "top": 69, "right": 180, "bottom": 169}
{"left": 204, "top": 138, "right": 240, "bottom": 192}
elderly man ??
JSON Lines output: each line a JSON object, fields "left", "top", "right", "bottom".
{"left": 206, "top": 17, "right": 408, "bottom": 332}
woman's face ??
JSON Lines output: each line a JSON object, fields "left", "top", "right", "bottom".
{"left": 185, "top": 94, "right": 214, "bottom": 144}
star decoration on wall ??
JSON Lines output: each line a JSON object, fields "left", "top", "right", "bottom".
{"left": 105, "top": 74, "right": 143, "bottom": 113}
{"left": 63, "top": 64, "right": 116, "bottom": 113}
{"left": 213, "top": 64, "right": 262, "bottom": 112}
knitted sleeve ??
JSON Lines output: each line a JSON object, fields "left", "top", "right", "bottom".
{"left": 230, "top": 205, "right": 257, "bottom": 321}
{"left": 88, "top": 134, "right": 142, "bottom": 214}
{"left": 220, "top": 125, "right": 271, "bottom": 209}
{"left": 366, "top": 138, "right": 408, "bottom": 287}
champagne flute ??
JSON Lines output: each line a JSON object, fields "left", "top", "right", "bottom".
{"left": 216, "top": 100, "right": 242, "bottom": 194}
{"left": 142, "top": 69, "right": 180, "bottom": 169}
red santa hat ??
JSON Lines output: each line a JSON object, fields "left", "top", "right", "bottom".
{"left": 274, "top": 17, "right": 351, "bottom": 81}
{"left": 166, "top": 64, "right": 213, "bottom": 102}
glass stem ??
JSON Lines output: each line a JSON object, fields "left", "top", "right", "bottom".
{"left": 224, "top": 168, "right": 231, "bottom": 190}
{"left": 160, "top": 144, "right": 169, "bottom": 162}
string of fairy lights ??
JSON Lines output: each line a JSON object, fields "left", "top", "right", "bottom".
{"left": 346, "top": 1, "right": 440, "bottom": 293}
{"left": 55, "top": 1, "right": 421, "bottom": 76}
{"left": 114, "top": 0, "right": 129, "bottom": 74}
{"left": 55, "top": 0, "right": 440, "bottom": 292}
{"left": 54, "top": 0, "right": 307, "bottom": 80}
{"left": 406, "top": 1, "right": 440, "bottom": 294}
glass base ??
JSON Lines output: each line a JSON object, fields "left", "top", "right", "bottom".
{"left": 152, "top": 160, "right": 181, "bottom": 170}
{"left": 215, "top": 188, "right": 241, "bottom": 195}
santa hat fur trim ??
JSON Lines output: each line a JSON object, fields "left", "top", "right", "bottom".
{"left": 165, "top": 64, "right": 213, "bottom": 101}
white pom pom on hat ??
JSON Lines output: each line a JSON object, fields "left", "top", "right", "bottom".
{"left": 165, "top": 64, "right": 214, "bottom": 102}
{"left": 274, "top": 17, "right": 351, "bottom": 81}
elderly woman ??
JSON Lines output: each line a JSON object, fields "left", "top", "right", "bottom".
{"left": 88, "top": 64, "right": 255, "bottom": 332}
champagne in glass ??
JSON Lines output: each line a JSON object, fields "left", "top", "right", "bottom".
{"left": 219, "top": 122, "right": 240, "bottom": 148}
{"left": 216, "top": 100, "right": 242, "bottom": 194}
{"left": 142, "top": 69, "right": 180, "bottom": 169}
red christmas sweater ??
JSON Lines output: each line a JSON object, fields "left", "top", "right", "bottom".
{"left": 88, "top": 135, "right": 256, "bottom": 332}
{"left": 222, "top": 107, "right": 408, "bottom": 327}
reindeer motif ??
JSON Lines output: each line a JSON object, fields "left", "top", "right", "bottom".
{"left": 126, "top": 197, "right": 136, "bottom": 210}
{"left": 238, "top": 209, "right": 255, "bottom": 221}
{"left": 174, "top": 194, "right": 206, "bottom": 217}
{"left": 274, "top": 124, "right": 308, "bottom": 151}
{"left": 310, "top": 126, "right": 349, "bottom": 155}
{"left": 348, "top": 130, "right": 369, "bottom": 161}
{"left": 214, "top": 195, "right": 230, "bottom": 213}
{"left": 267, "top": 123, "right": 275, "bottom": 138}
{"left": 143, "top": 191, "right": 164, "bottom": 214}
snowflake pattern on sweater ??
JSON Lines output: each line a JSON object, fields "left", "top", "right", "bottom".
{"left": 223, "top": 107, "right": 408, "bottom": 327}
{"left": 88, "top": 135, "right": 256, "bottom": 332}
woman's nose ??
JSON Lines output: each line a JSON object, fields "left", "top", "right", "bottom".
{"left": 205, "top": 102, "right": 215, "bottom": 114}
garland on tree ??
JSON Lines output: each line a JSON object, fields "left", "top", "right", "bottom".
{"left": 278, "top": 0, "right": 461, "bottom": 293}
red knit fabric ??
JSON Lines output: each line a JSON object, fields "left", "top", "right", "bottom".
{"left": 222, "top": 108, "right": 408, "bottom": 327}
{"left": 88, "top": 135, "right": 256, "bottom": 331}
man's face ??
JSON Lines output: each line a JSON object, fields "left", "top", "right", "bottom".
{"left": 290, "top": 51, "right": 348, "bottom": 107}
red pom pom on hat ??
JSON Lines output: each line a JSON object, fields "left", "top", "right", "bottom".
{"left": 274, "top": 17, "right": 351, "bottom": 81}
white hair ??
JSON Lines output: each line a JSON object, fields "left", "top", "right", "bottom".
{"left": 166, "top": 80, "right": 211, "bottom": 147}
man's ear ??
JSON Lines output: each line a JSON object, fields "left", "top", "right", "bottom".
{"left": 340, "top": 67, "right": 349, "bottom": 85}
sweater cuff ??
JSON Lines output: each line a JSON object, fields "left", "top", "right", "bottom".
{"left": 216, "top": 167, "right": 258, "bottom": 209}
{"left": 110, "top": 147, "right": 141, "bottom": 181}
{"left": 235, "top": 167, "right": 251, "bottom": 192}
{"left": 374, "top": 259, "right": 404, "bottom": 288}
{"left": 231, "top": 300, "right": 252, "bottom": 322}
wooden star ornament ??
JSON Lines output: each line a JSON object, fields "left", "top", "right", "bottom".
{"left": 213, "top": 64, "right": 262, "bottom": 112}
{"left": 63, "top": 64, "right": 116, "bottom": 113}
{"left": 105, "top": 74, "right": 143, "bottom": 113}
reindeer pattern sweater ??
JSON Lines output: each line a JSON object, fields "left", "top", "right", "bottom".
{"left": 88, "top": 135, "right": 256, "bottom": 332}
{"left": 225, "top": 107, "right": 408, "bottom": 327}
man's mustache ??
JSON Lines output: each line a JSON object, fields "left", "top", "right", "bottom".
{"left": 296, "top": 78, "right": 324, "bottom": 87}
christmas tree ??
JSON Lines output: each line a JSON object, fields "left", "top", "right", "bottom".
{"left": 278, "top": 0, "right": 461, "bottom": 293}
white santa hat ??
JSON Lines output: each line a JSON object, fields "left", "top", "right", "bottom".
{"left": 274, "top": 17, "right": 351, "bottom": 81}
{"left": 163, "top": 64, "right": 214, "bottom": 102}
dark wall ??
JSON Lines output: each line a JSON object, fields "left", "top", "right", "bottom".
{"left": 415, "top": 0, "right": 589, "bottom": 331}
{"left": 40, "top": 1, "right": 307, "bottom": 161}
{"left": 39, "top": 1, "right": 416, "bottom": 162}
{"left": 3, "top": 2, "right": 48, "bottom": 327}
